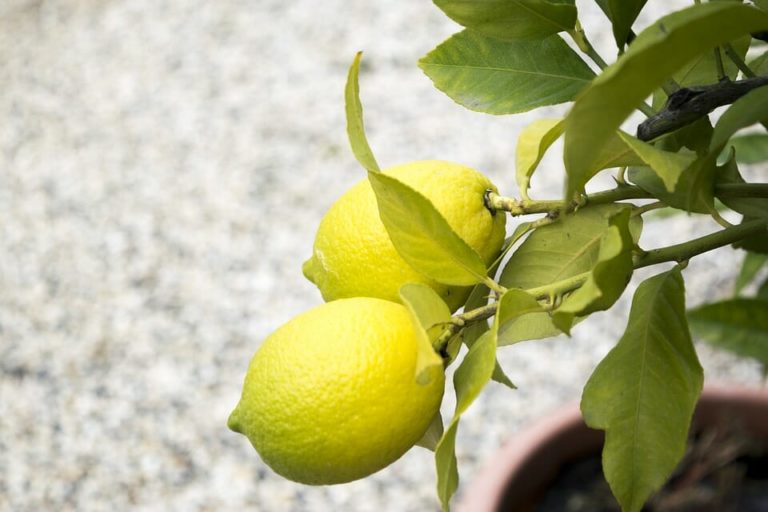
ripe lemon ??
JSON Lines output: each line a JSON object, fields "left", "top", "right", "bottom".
{"left": 302, "top": 160, "right": 506, "bottom": 311}
{"left": 228, "top": 297, "right": 445, "bottom": 485}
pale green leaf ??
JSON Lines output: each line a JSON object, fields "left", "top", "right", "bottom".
{"left": 416, "top": 411, "right": 445, "bottom": 452}
{"left": 345, "top": 52, "right": 380, "bottom": 173}
{"left": 494, "top": 288, "right": 546, "bottom": 344}
{"left": 434, "top": 0, "right": 577, "bottom": 41}
{"left": 516, "top": 118, "right": 564, "bottom": 199}
{"left": 454, "top": 329, "right": 497, "bottom": 415}
{"left": 571, "top": 131, "right": 647, "bottom": 191}
{"left": 435, "top": 420, "right": 459, "bottom": 512}
{"left": 735, "top": 252, "right": 768, "bottom": 295}
{"left": 619, "top": 132, "right": 697, "bottom": 192}
{"left": 500, "top": 204, "right": 641, "bottom": 290}
{"left": 462, "top": 283, "right": 491, "bottom": 348}
{"left": 595, "top": 0, "right": 647, "bottom": 49}
{"left": 581, "top": 268, "right": 703, "bottom": 512}
{"left": 497, "top": 311, "right": 563, "bottom": 345}
{"left": 419, "top": 31, "right": 595, "bottom": 115}
{"left": 689, "top": 298, "right": 768, "bottom": 365}
{"left": 564, "top": 2, "right": 768, "bottom": 197}
{"left": 435, "top": 328, "right": 498, "bottom": 510}
{"left": 552, "top": 209, "right": 634, "bottom": 334}
{"left": 369, "top": 171, "right": 487, "bottom": 286}
{"left": 400, "top": 283, "right": 451, "bottom": 384}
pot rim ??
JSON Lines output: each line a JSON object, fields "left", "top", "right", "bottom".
{"left": 456, "top": 383, "right": 768, "bottom": 512}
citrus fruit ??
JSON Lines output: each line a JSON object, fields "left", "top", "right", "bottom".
{"left": 227, "top": 297, "right": 445, "bottom": 485}
{"left": 302, "top": 160, "right": 506, "bottom": 312}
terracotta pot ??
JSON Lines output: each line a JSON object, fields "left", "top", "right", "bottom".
{"left": 457, "top": 384, "right": 768, "bottom": 512}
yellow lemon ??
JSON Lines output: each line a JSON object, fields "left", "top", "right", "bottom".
{"left": 228, "top": 297, "right": 445, "bottom": 485}
{"left": 302, "top": 160, "right": 506, "bottom": 312}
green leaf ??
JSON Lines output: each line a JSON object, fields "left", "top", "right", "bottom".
{"left": 345, "top": 52, "right": 380, "bottom": 173}
{"left": 689, "top": 298, "right": 768, "bottom": 366}
{"left": 581, "top": 268, "right": 703, "bottom": 512}
{"left": 454, "top": 329, "right": 497, "bottom": 415}
{"left": 494, "top": 288, "right": 547, "bottom": 344}
{"left": 436, "top": 329, "right": 498, "bottom": 510}
{"left": 652, "top": 36, "right": 750, "bottom": 110}
{"left": 727, "top": 134, "right": 768, "bottom": 164}
{"left": 416, "top": 411, "right": 445, "bottom": 452}
{"left": 733, "top": 217, "right": 768, "bottom": 255}
{"left": 628, "top": 150, "right": 718, "bottom": 214}
{"left": 552, "top": 209, "right": 634, "bottom": 334}
{"left": 400, "top": 283, "right": 451, "bottom": 384}
{"left": 369, "top": 171, "right": 488, "bottom": 286}
{"left": 748, "top": 49, "right": 768, "bottom": 76}
{"left": 564, "top": 130, "right": 646, "bottom": 198}
{"left": 711, "top": 85, "right": 768, "bottom": 152}
{"left": 435, "top": 420, "right": 459, "bottom": 512}
{"left": 516, "top": 118, "right": 564, "bottom": 199}
{"left": 595, "top": 0, "right": 647, "bottom": 49}
{"left": 500, "top": 204, "right": 641, "bottom": 290}
{"left": 759, "top": 277, "right": 768, "bottom": 300}
{"left": 419, "top": 31, "right": 595, "bottom": 115}
{"left": 716, "top": 149, "right": 768, "bottom": 219}
{"left": 433, "top": 0, "right": 577, "bottom": 41}
{"left": 618, "top": 132, "right": 697, "bottom": 192}
{"left": 735, "top": 252, "right": 768, "bottom": 295}
{"left": 564, "top": 2, "right": 768, "bottom": 197}
{"left": 462, "top": 283, "right": 491, "bottom": 348}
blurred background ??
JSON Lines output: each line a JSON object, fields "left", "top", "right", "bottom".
{"left": 0, "top": 1, "right": 762, "bottom": 510}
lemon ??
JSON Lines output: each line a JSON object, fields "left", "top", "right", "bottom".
{"left": 302, "top": 160, "right": 506, "bottom": 312}
{"left": 228, "top": 297, "right": 445, "bottom": 485}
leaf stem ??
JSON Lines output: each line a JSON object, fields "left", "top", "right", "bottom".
{"left": 487, "top": 185, "right": 653, "bottom": 216}
{"left": 723, "top": 43, "right": 756, "bottom": 79}
{"left": 633, "top": 218, "right": 768, "bottom": 268}
{"left": 713, "top": 47, "right": 727, "bottom": 82}
{"left": 631, "top": 201, "right": 666, "bottom": 217}
{"left": 490, "top": 183, "right": 768, "bottom": 217}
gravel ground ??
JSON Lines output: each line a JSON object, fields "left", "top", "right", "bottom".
{"left": 0, "top": 1, "right": 763, "bottom": 511}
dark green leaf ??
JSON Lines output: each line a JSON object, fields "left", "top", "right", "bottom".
{"left": 552, "top": 209, "right": 634, "bottom": 334}
{"left": 735, "top": 252, "right": 768, "bottom": 295}
{"left": 400, "top": 283, "right": 451, "bottom": 384}
{"left": 748, "top": 49, "right": 768, "bottom": 75}
{"left": 369, "top": 171, "right": 488, "bottom": 286}
{"left": 689, "top": 298, "right": 768, "bottom": 365}
{"left": 433, "top": 0, "right": 577, "bottom": 41}
{"left": 516, "top": 118, "right": 564, "bottom": 199}
{"left": 711, "top": 85, "right": 768, "bottom": 152}
{"left": 581, "top": 268, "right": 703, "bottom": 512}
{"left": 595, "top": 0, "right": 648, "bottom": 49}
{"left": 628, "top": 150, "right": 718, "bottom": 214}
{"left": 759, "top": 277, "right": 768, "bottom": 300}
{"left": 716, "top": 149, "right": 768, "bottom": 219}
{"left": 419, "top": 31, "right": 595, "bottom": 115}
{"left": 564, "top": 3, "right": 768, "bottom": 197}
{"left": 727, "top": 134, "right": 768, "bottom": 164}
{"left": 733, "top": 217, "right": 768, "bottom": 254}
{"left": 345, "top": 52, "right": 380, "bottom": 173}
{"left": 652, "top": 36, "right": 750, "bottom": 110}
